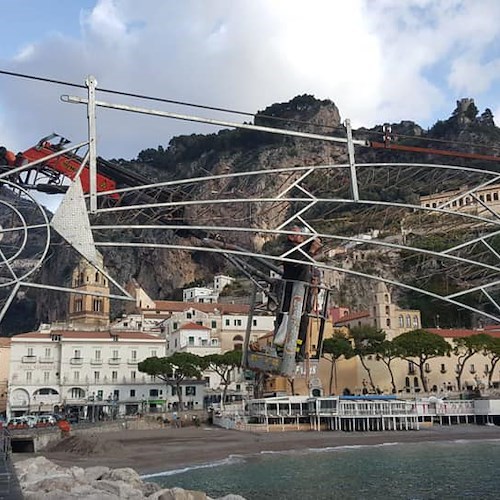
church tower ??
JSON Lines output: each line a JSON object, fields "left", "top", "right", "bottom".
{"left": 68, "top": 253, "right": 110, "bottom": 328}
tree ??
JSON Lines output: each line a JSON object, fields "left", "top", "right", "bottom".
{"left": 138, "top": 352, "right": 207, "bottom": 409}
{"left": 322, "top": 334, "right": 355, "bottom": 394}
{"left": 484, "top": 336, "right": 500, "bottom": 388}
{"left": 349, "top": 325, "right": 386, "bottom": 391}
{"left": 204, "top": 350, "right": 242, "bottom": 408}
{"left": 392, "top": 329, "right": 451, "bottom": 392}
{"left": 375, "top": 340, "right": 401, "bottom": 394}
{"left": 453, "top": 334, "right": 492, "bottom": 390}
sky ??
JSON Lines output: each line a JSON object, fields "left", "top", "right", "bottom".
{"left": 0, "top": 0, "right": 500, "bottom": 161}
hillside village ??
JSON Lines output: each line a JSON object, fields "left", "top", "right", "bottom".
{"left": 1, "top": 244, "right": 499, "bottom": 423}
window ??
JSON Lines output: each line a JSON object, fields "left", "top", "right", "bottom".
{"left": 173, "top": 322, "right": 178, "bottom": 330}
{"left": 425, "top": 363, "right": 431, "bottom": 373}
{"left": 188, "top": 336, "right": 195, "bottom": 346}
{"left": 113, "top": 389, "right": 119, "bottom": 400}
{"left": 469, "top": 364, "right": 476, "bottom": 374}
{"left": 211, "top": 321, "right": 217, "bottom": 329}
{"left": 27, "top": 347, "right": 34, "bottom": 357}
{"left": 413, "top": 316, "right": 419, "bottom": 328}
{"left": 408, "top": 361, "right": 416, "bottom": 375}
{"left": 406, "top": 315, "right": 411, "bottom": 327}
{"left": 385, "top": 305, "right": 390, "bottom": 315}
{"left": 74, "top": 371, "right": 79, "bottom": 382}
{"left": 440, "top": 363, "right": 446, "bottom": 373}
{"left": 399, "top": 315, "right": 404, "bottom": 327}
{"left": 385, "top": 294, "right": 389, "bottom": 303}
{"left": 112, "top": 350, "right": 119, "bottom": 360}
{"left": 233, "top": 319, "right": 242, "bottom": 326}
{"left": 45, "top": 347, "right": 51, "bottom": 358}
{"left": 211, "top": 338, "right": 218, "bottom": 346}
{"left": 131, "top": 350, "right": 137, "bottom": 360}
{"left": 185, "top": 386, "right": 196, "bottom": 396}
{"left": 149, "top": 389, "right": 159, "bottom": 397}
{"left": 386, "top": 318, "right": 391, "bottom": 327}
{"left": 74, "top": 349, "right": 81, "bottom": 359}
{"left": 131, "top": 371, "right": 136, "bottom": 380}
{"left": 225, "top": 319, "right": 230, "bottom": 326}
{"left": 253, "top": 319, "right": 257, "bottom": 327}
{"left": 112, "top": 371, "right": 118, "bottom": 381}
{"left": 71, "top": 387, "right": 84, "bottom": 399}
{"left": 92, "top": 299, "right": 102, "bottom": 312}
{"left": 95, "top": 350, "right": 101, "bottom": 360}
{"left": 97, "top": 390, "right": 103, "bottom": 400}
{"left": 130, "top": 389, "right": 136, "bottom": 397}
{"left": 74, "top": 298, "right": 83, "bottom": 312}
{"left": 150, "top": 350, "right": 157, "bottom": 357}
{"left": 94, "top": 371, "right": 100, "bottom": 381}
{"left": 26, "top": 371, "right": 32, "bottom": 382}
{"left": 187, "top": 312, "right": 192, "bottom": 319}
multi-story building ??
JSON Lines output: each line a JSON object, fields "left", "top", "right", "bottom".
{"left": 7, "top": 329, "right": 185, "bottom": 418}
{"left": 0, "top": 338, "right": 10, "bottom": 417}
{"left": 420, "top": 184, "right": 500, "bottom": 215}
{"left": 182, "top": 274, "right": 235, "bottom": 303}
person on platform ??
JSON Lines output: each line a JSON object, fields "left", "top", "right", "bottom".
{"left": 275, "top": 225, "right": 322, "bottom": 360}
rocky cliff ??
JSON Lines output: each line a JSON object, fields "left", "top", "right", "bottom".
{"left": 3, "top": 95, "right": 500, "bottom": 334}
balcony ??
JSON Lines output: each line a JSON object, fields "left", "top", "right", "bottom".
{"left": 21, "top": 356, "right": 37, "bottom": 363}
{"left": 39, "top": 357, "right": 54, "bottom": 364}
{"left": 108, "top": 357, "right": 121, "bottom": 365}
{"left": 90, "top": 358, "right": 103, "bottom": 365}
{"left": 70, "top": 357, "right": 83, "bottom": 365}
{"left": 127, "top": 359, "right": 138, "bottom": 365}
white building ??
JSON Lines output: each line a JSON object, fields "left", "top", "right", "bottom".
{"left": 167, "top": 322, "right": 221, "bottom": 356}
{"left": 7, "top": 329, "right": 207, "bottom": 418}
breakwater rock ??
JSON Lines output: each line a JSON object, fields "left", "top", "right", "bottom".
{"left": 14, "top": 456, "right": 246, "bottom": 500}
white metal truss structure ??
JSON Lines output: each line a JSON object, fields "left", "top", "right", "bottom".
{"left": 1, "top": 75, "right": 500, "bottom": 326}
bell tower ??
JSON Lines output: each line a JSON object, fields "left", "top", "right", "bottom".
{"left": 68, "top": 252, "right": 110, "bottom": 328}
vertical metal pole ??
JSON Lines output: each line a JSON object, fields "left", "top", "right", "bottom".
{"left": 242, "top": 284, "right": 257, "bottom": 370}
{"left": 86, "top": 75, "right": 98, "bottom": 213}
{"left": 280, "top": 281, "right": 306, "bottom": 378}
{"left": 345, "top": 119, "right": 360, "bottom": 201}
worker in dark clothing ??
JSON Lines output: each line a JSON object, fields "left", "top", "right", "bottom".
{"left": 275, "top": 225, "right": 322, "bottom": 360}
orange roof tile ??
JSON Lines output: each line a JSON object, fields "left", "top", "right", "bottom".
{"left": 179, "top": 322, "right": 210, "bottom": 331}
{"left": 12, "top": 330, "right": 162, "bottom": 341}
{"left": 425, "top": 328, "right": 500, "bottom": 339}
{"left": 333, "top": 311, "right": 370, "bottom": 324}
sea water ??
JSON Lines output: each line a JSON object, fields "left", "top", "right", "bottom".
{"left": 147, "top": 439, "right": 500, "bottom": 499}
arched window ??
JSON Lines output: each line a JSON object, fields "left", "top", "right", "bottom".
{"left": 386, "top": 318, "right": 391, "bottom": 327}
{"left": 406, "top": 314, "right": 411, "bottom": 327}
{"left": 413, "top": 316, "right": 419, "bottom": 328}
{"left": 384, "top": 294, "right": 389, "bottom": 303}
{"left": 385, "top": 305, "right": 390, "bottom": 315}
{"left": 399, "top": 315, "right": 404, "bottom": 327}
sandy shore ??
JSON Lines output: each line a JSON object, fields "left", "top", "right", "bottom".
{"left": 19, "top": 424, "right": 500, "bottom": 476}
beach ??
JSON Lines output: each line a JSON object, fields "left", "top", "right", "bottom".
{"left": 21, "top": 424, "right": 500, "bottom": 476}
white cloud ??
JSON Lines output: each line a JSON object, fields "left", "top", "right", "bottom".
{"left": 0, "top": 0, "right": 499, "bottom": 160}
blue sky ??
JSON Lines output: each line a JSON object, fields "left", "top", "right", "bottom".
{"left": 0, "top": 0, "right": 499, "bottom": 160}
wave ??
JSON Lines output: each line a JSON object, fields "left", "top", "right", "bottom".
{"left": 140, "top": 454, "right": 246, "bottom": 479}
